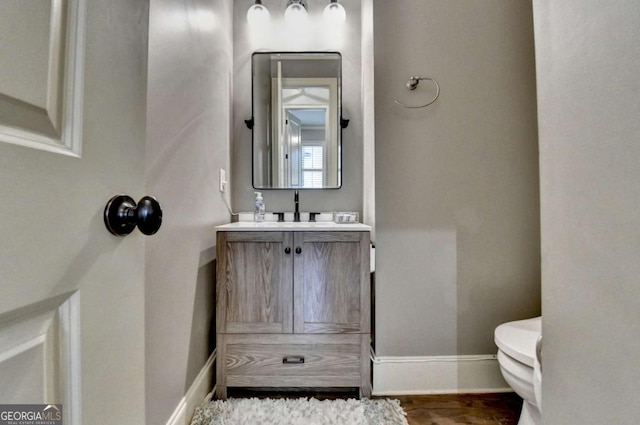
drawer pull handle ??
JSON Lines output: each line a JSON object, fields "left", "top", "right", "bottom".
{"left": 283, "top": 356, "right": 305, "bottom": 365}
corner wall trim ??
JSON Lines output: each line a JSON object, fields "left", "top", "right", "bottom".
{"left": 372, "top": 353, "right": 512, "bottom": 395}
{"left": 166, "top": 350, "right": 216, "bottom": 425}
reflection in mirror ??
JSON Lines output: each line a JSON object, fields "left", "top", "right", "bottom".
{"left": 252, "top": 52, "right": 342, "bottom": 189}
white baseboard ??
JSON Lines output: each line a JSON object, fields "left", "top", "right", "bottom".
{"left": 166, "top": 350, "right": 216, "bottom": 425}
{"left": 372, "top": 353, "right": 512, "bottom": 396}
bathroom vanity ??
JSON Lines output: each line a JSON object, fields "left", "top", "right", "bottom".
{"left": 214, "top": 222, "right": 371, "bottom": 399}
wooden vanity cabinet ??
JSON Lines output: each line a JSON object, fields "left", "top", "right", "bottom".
{"left": 215, "top": 230, "right": 371, "bottom": 399}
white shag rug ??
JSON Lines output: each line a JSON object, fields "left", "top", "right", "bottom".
{"left": 190, "top": 395, "right": 409, "bottom": 425}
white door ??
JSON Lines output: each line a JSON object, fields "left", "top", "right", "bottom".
{"left": 0, "top": 0, "right": 148, "bottom": 423}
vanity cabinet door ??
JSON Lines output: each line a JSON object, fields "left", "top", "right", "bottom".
{"left": 217, "top": 231, "right": 293, "bottom": 334}
{"left": 293, "top": 231, "right": 370, "bottom": 334}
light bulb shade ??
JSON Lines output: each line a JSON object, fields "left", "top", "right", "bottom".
{"left": 323, "top": 1, "right": 346, "bottom": 23}
{"left": 247, "top": 2, "right": 270, "bottom": 26}
{"left": 285, "top": 0, "right": 308, "bottom": 23}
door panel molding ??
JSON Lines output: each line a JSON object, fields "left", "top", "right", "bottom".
{"left": 0, "top": 292, "right": 81, "bottom": 424}
{"left": 0, "top": 0, "right": 86, "bottom": 157}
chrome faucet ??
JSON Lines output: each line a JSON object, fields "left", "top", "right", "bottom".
{"left": 294, "top": 190, "right": 300, "bottom": 222}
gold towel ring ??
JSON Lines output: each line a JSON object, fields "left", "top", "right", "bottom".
{"left": 394, "top": 76, "right": 440, "bottom": 109}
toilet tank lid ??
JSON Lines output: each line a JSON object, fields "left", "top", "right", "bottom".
{"left": 494, "top": 317, "right": 541, "bottom": 367}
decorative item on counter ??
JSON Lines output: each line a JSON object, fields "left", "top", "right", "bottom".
{"left": 238, "top": 212, "right": 254, "bottom": 222}
{"left": 316, "top": 212, "right": 335, "bottom": 222}
{"left": 333, "top": 211, "right": 359, "bottom": 223}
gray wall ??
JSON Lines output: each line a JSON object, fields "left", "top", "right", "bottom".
{"left": 533, "top": 1, "right": 640, "bottom": 423}
{"left": 232, "top": 0, "right": 364, "bottom": 214}
{"left": 374, "top": 0, "right": 541, "bottom": 356}
{"left": 145, "top": 0, "right": 232, "bottom": 423}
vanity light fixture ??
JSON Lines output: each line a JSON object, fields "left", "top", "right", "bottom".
{"left": 323, "top": 0, "right": 346, "bottom": 23}
{"left": 247, "top": 0, "right": 270, "bottom": 26}
{"left": 285, "top": 0, "right": 308, "bottom": 23}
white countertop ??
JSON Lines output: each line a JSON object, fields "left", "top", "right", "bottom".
{"left": 215, "top": 221, "right": 371, "bottom": 231}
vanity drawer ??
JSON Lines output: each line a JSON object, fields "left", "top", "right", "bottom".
{"left": 221, "top": 334, "right": 363, "bottom": 388}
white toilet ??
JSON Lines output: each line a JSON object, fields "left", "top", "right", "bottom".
{"left": 495, "top": 316, "right": 542, "bottom": 425}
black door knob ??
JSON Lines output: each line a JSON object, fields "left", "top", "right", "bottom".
{"left": 284, "top": 247, "right": 291, "bottom": 254}
{"left": 104, "top": 195, "right": 163, "bottom": 236}
{"left": 295, "top": 247, "right": 302, "bottom": 254}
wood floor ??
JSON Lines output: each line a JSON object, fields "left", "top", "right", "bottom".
{"left": 225, "top": 389, "right": 522, "bottom": 424}
{"left": 394, "top": 393, "right": 522, "bottom": 425}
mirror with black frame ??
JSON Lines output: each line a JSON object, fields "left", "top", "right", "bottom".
{"left": 250, "top": 52, "right": 343, "bottom": 189}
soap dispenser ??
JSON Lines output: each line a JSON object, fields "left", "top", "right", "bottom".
{"left": 254, "top": 192, "right": 265, "bottom": 222}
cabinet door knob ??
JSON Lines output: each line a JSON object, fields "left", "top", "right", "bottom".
{"left": 295, "top": 247, "right": 302, "bottom": 254}
{"left": 284, "top": 247, "right": 291, "bottom": 254}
